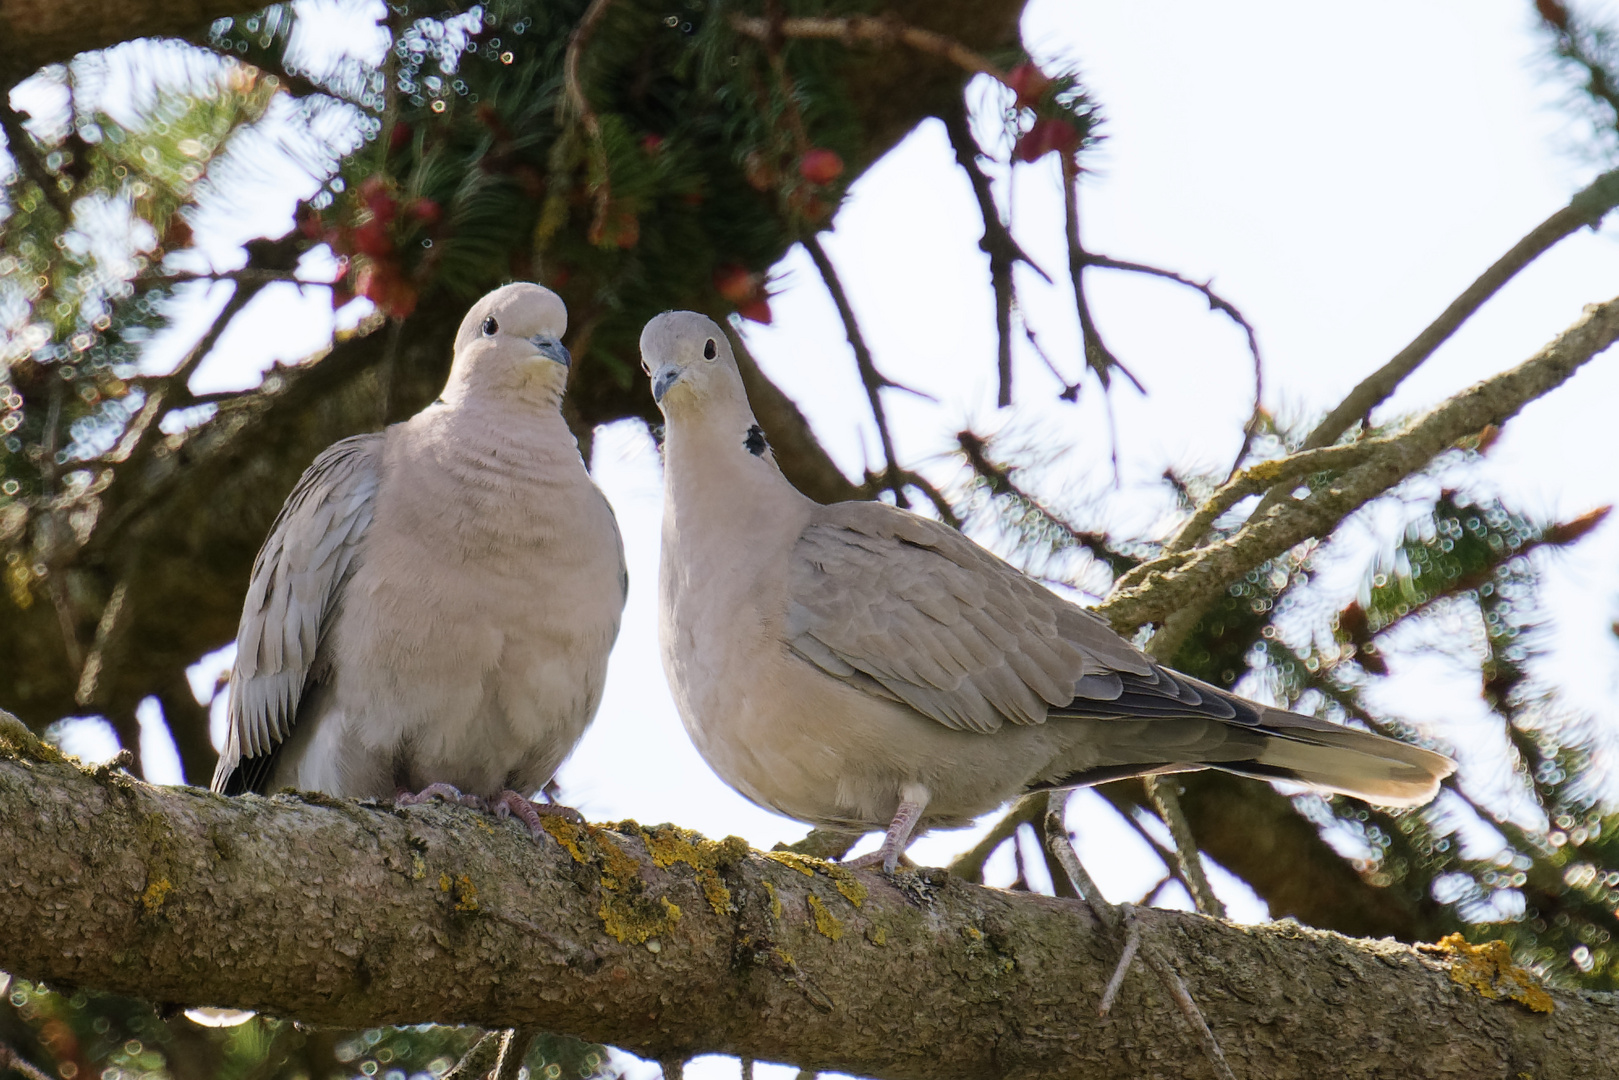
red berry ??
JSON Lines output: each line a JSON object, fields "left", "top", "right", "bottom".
{"left": 358, "top": 176, "right": 397, "bottom": 223}
{"left": 798, "top": 148, "right": 844, "bottom": 185}
{"left": 737, "top": 297, "right": 772, "bottom": 325}
{"left": 1012, "top": 117, "right": 1082, "bottom": 163}
{"left": 387, "top": 121, "right": 413, "bottom": 156}
{"left": 406, "top": 198, "right": 441, "bottom": 225}
{"left": 714, "top": 265, "right": 758, "bottom": 304}
{"left": 1005, "top": 63, "right": 1052, "bottom": 109}
{"left": 353, "top": 219, "right": 394, "bottom": 258}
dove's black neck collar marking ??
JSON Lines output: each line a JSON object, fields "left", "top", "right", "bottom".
{"left": 744, "top": 424, "right": 769, "bottom": 457}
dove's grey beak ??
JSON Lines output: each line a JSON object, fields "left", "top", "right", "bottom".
{"left": 531, "top": 335, "right": 571, "bottom": 368}
{"left": 651, "top": 364, "right": 681, "bottom": 403}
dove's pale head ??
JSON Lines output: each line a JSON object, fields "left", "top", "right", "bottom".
{"left": 443, "top": 282, "right": 571, "bottom": 406}
{"left": 640, "top": 310, "right": 749, "bottom": 416}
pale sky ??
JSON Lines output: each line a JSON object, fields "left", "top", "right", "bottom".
{"left": 38, "top": 2, "right": 1619, "bottom": 1076}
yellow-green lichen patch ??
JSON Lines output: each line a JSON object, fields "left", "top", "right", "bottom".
{"left": 762, "top": 880, "right": 783, "bottom": 921}
{"left": 602, "top": 895, "right": 681, "bottom": 946}
{"left": 764, "top": 851, "right": 821, "bottom": 877}
{"left": 1418, "top": 933, "right": 1555, "bottom": 1014}
{"left": 764, "top": 850, "right": 866, "bottom": 908}
{"left": 865, "top": 925, "right": 887, "bottom": 946}
{"left": 140, "top": 878, "right": 172, "bottom": 914}
{"left": 438, "top": 873, "right": 480, "bottom": 912}
{"left": 0, "top": 711, "right": 71, "bottom": 766}
{"left": 541, "top": 817, "right": 683, "bottom": 944}
{"left": 806, "top": 894, "right": 843, "bottom": 941}
{"left": 634, "top": 824, "right": 747, "bottom": 916}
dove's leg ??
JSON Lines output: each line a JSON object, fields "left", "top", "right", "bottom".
{"left": 490, "top": 789, "right": 584, "bottom": 838}
{"left": 846, "top": 784, "right": 930, "bottom": 873}
{"left": 396, "top": 782, "right": 484, "bottom": 808}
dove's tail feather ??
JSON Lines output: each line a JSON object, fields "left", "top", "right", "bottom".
{"left": 1209, "top": 709, "right": 1454, "bottom": 807}
{"left": 1037, "top": 702, "right": 1454, "bottom": 809}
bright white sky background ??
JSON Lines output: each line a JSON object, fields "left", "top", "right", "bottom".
{"left": 33, "top": 1, "right": 1619, "bottom": 1075}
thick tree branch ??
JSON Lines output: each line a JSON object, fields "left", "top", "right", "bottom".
{"left": 2, "top": 712, "right": 1611, "bottom": 1080}
{"left": 1098, "top": 294, "right": 1619, "bottom": 634}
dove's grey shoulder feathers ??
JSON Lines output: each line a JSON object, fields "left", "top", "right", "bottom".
{"left": 214, "top": 433, "right": 383, "bottom": 794}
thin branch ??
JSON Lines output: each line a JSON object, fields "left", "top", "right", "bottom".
{"left": 1043, "top": 791, "right": 1117, "bottom": 929}
{"left": 803, "top": 232, "right": 907, "bottom": 502}
{"left": 137, "top": 268, "right": 308, "bottom": 288}
{"left": 1061, "top": 155, "right": 1145, "bottom": 394}
{"left": 0, "top": 97, "right": 74, "bottom": 220}
{"left": 1143, "top": 777, "right": 1226, "bottom": 920}
{"left": 942, "top": 99, "right": 1051, "bottom": 408}
{"left": 1097, "top": 912, "right": 1142, "bottom": 1018}
{"left": 561, "top": 0, "right": 616, "bottom": 242}
{"left": 946, "top": 794, "right": 1042, "bottom": 882}
{"left": 1300, "top": 165, "right": 1619, "bottom": 453}
{"left": 0, "top": 1041, "right": 54, "bottom": 1080}
{"left": 1099, "top": 293, "right": 1619, "bottom": 634}
{"left": 1079, "top": 252, "right": 1265, "bottom": 475}
{"left": 1044, "top": 794, "right": 1238, "bottom": 1079}
{"left": 729, "top": 14, "right": 1012, "bottom": 86}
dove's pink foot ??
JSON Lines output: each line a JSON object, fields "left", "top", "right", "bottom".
{"left": 844, "top": 795, "right": 927, "bottom": 873}
{"left": 491, "top": 789, "right": 584, "bottom": 838}
{"left": 396, "top": 782, "right": 484, "bottom": 808}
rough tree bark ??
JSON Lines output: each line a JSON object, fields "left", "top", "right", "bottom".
{"left": 2, "top": 711, "right": 1611, "bottom": 1080}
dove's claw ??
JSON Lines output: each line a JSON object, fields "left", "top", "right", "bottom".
{"left": 492, "top": 789, "right": 584, "bottom": 839}
{"left": 397, "top": 782, "right": 484, "bottom": 808}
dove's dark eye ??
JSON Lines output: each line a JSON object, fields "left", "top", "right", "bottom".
{"left": 703, "top": 338, "right": 717, "bottom": 360}
{"left": 481, "top": 317, "right": 499, "bottom": 337}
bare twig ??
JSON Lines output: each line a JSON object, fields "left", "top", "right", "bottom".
{"left": 0, "top": 97, "right": 74, "bottom": 220}
{"left": 803, "top": 233, "right": 909, "bottom": 502}
{"left": 1144, "top": 776, "right": 1226, "bottom": 920}
{"left": 945, "top": 793, "right": 1036, "bottom": 880}
{"left": 947, "top": 793, "right": 1042, "bottom": 881}
{"left": 892, "top": 468, "right": 961, "bottom": 528}
{"left": 1300, "top": 166, "right": 1619, "bottom": 453}
{"left": 442, "top": 1030, "right": 503, "bottom": 1080}
{"left": 0, "top": 1040, "right": 54, "bottom": 1080}
{"left": 170, "top": 281, "right": 266, "bottom": 397}
{"left": 729, "top": 14, "right": 1011, "bottom": 86}
{"left": 956, "top": 429, "right": 1133, "bottom": 574}
{"left": 493, "top": 1027, "right": 540, "bottom": 1080}
{"left": 561, "top": 0, "right": 617, "bottom": 241}
{"left": 1078, "top": 251, "right": 1264, "bottom": 475}
{"left": 1100, "top": 294, "right": 1619, "bottom": 634}
{"left": 1042, "top": 791, "right": 1117, "bottom": 930}
{"left": 942, "top": 100, "right": 1052, "bottom": 407}
{"left": 1097, "top": 911, "right": 1142, "bottom": 1017}
{"left": 1062, "top": 155, "right": 1145, "bottom": 395}
{"left": 1045, "top": 795, "right": 1239, "bottom": 1078}
{"left": 137, "top": 268, "right": 307, "bottom": 288}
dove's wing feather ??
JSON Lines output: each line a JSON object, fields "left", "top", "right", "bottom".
{"left": 786, "top": 500, "right": 1181, "bottom": 734}
{"left": 212, "top": 434, "right": 383, "bottom": 794}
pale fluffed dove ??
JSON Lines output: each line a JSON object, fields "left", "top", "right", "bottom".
{"left": 644, "top": 311, "right": 1455, "bottom": 872}
{"left": 212, "top": 282, "right": 627, "bottom": 835}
